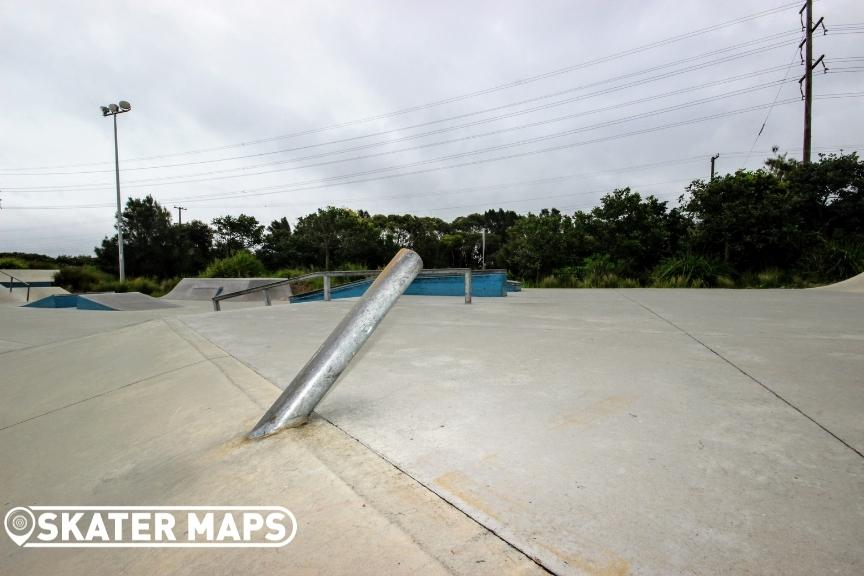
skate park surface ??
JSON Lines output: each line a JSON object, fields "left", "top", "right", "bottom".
{"left": 1, "top": 283, "right": 862, "bottom": 575}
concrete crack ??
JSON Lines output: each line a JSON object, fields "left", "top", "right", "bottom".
{"left": 618, "top": 291, "right": 864, "bottom": 460}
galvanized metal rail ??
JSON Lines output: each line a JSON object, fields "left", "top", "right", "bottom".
{"left": 249, "top": 248, "right": 424, "bottom": 438}
{"left": 0, "top": 271, "right": 32, "bottom": 302}
{"left": 212, "top": 267, "right": 477, "bottom": 311}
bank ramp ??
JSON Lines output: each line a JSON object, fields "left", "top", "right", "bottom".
{"left": 817, "top": 271, "right": 864, "bottom": 292}
{"left": 26, "top": 292, "right": 179, "bottom": 311}
{"left": 162, "top": 277, "right": 293, "bottom": 301}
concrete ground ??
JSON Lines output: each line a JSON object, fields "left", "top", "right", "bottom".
{"left": 2, "top": 287, "right": 862, "bottom": 575}
{"left": 0, "top": 302, "right": 541, "bottom": 575}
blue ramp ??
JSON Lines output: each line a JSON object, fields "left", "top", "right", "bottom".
{"left": 291, "top": 271, "right": 510, "bottom": 303}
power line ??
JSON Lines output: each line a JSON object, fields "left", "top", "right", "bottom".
{"left": 4, "top": 74, "right": 812, "bottom": 193}
{"left": 744, "top": 45, "right": 802, "bottom": 165}
{"left": 15, "top": 81, "right": 854, "bottom": 201}
{"left": 0, "top": 156, "right": 716, "bottom": 211}
{"left": 3, "top": 143, "right": 858, "bottom": 218}
{"left": 2, "top": 33, "right": 801, "bottom": 179}
{"left": 0, "top": 1, "right": 808, "bottom": 172}
{"left": 6, "top": 96, "right": 845, "bottom": 209}
{"left": 14, "top": 78, "right": 801, "bottom": 193}
{"left": 6, "top": 96, "right": 859, "bottom": 214}
{"left": 1, "top": 36, "right": 800, "bottom": 178}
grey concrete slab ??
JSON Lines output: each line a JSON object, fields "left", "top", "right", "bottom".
{"left": 0, "top": 299, "right": 276, "bottom": 350}
{"left": 181, "top": 290, "right": 864, "bottom": 576}
{"left": 621, "top": 289, "right": 864, "bottom": 454}
{"left": 79, "top": 291, "right": 180, "bottom": 310}
{"left": 0, "top": 313, "right": 542, "bottom": 575}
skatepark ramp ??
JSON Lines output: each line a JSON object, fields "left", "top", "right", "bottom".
{"left": 1, "top": 269, "right": 64, "bottom": 303}
{"left": 162, "top": 278, "right": 293, "bottom": 302}
{"left": 25, "top": 292, "right": 179, "bottom": 311}
{"left": 816, "top": 272, "right": 864, "bottom": 292}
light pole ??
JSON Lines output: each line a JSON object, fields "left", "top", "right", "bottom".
{"left": 481, "top": 228, "right": 486, "bottom": 270}
{"left": 100, "top": 100, "right": 132, "bottom": 282}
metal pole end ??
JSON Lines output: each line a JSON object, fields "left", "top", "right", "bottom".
{"left": 246, "top": 248, "right": 423, "bottom": 441}
{"left": 248, "top": 414, "right": 309, "bottom": 440}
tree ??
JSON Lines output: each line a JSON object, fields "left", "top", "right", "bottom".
{"left": 682, "top": 171, "right": 800, "bottom": 272}
{"left": 212, "top": 214, "right": 264, "bottom": 258}
{"left": 291, "top": 207, "right": 384, "bottom": 269}
{"left": 501, "top": 209, "right": 571, "bottom": 282}
{"left": 258, "top": 217, "right": 297, "bottom": 270}
{"left": 172, "top": 219, "right": 214, "bottom": 276}
{"left": 766, "top": 152, "right": 864, "bottom": 279}
{"left": 581, "top": 188, "right": 680, "bottom": 279}
{"left": 378, "top": 214, "right": 450, "bottom": 268}
{"left": 95, "top": 195, "right": 174, "bottom": 277}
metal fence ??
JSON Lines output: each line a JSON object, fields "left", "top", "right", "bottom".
{"left": 212, "top": 267, "right": 476, "bottom": 311}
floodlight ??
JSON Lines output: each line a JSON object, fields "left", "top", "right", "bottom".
{"left": 98, "top": 98, "right": 134, "bottom": 283}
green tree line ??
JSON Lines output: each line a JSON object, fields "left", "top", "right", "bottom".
{"left": 6, "top": 153, "right": 861, "bottom": 291}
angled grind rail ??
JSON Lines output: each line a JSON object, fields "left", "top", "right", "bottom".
{"left": 249, "top": 248, "right": 423, "bottom": 439}
{"left": 0, "top": 270, "right": 32, "bottom": 302}
{"left": 212, "top": 267, "right": 476, "bottom": 310}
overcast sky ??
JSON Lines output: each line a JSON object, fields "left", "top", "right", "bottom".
{"left": 1, "top": 0, "right": 862, "bottom": 256}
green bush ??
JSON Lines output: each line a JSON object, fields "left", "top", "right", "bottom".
{"left": 275, "top": 268, "right": 322, "bottom": 292}
{"left": 755, "top": 268, "right": 785, "bottom": 288}
{"left": 202, "top": 251, "right": 267, "bottom": 278}
{"left": 578, "top": 273, "right": 640, "bottom": 288}
{"left": 55, "top": 267, "right": 178, "bottom": 296}
{"left": 54, "top": 265, "right": 111, "bottom": 293}
{"left": 651, "top": 275, "right": 707, "bottom": 288}
{"left": 650, "top": 254, "right": 726, "bottom": 288}
{"left": 274, "top": 264, "right": 375, "bottom": 294}
{"left": 523, "top": 262, "right": 639, "bottom": 289}
{"left": 94, "top": 277, "right": 161, "bottom": 296}
{"left": 537, "top": 275, "right": 561, "bottom": 288}
{"left": 801, "top": 238, "right": 864, "bottom": 283}
{"left": 580, "top": 255, "right": 621, "bottom": 278}
{"left": 0, "top": 257, "right": 29, "bottom": 269}
{"left": 274, "top": 268, "right": 311, "bottom": 279}
{"left": 576, "top": 256, "right": 639, "bottom": 287}
{"left": 158, "top": 277, "right": 182, "bottom": 296}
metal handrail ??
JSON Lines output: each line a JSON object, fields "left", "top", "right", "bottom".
{"left": 0, "top": 270, "right": 32, "bottom": 302}
{"left": 211, "top": 267, "right": 503, "bottom": 311}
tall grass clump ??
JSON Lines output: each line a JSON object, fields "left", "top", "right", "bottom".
{"left": 0, "top": 257, "right": 29, "bottom": 269}
{"left": 202, "top": 251, "right": 267, "bottom": 278}
{"left": 650, "top": 254, "right": 726, "bottom": 288}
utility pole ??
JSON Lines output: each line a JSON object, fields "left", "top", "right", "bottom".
{"left": 173, "top": 205, "right": 187, "bottom": 225}
{"left": 710, "top": 154, "right": 720, "bottom": 181}
{"left": 799, "top": 0, "right": 827, "bottom": 164}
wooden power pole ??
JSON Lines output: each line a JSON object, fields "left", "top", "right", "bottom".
{"left": 173, "top": 205, "right": 187, "bottom": 225}
{"left": 802, "top": 0, "right": 813, "bottom": 164}
{"left": 800, "top": 0, "right": 826, "bottom": 164}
